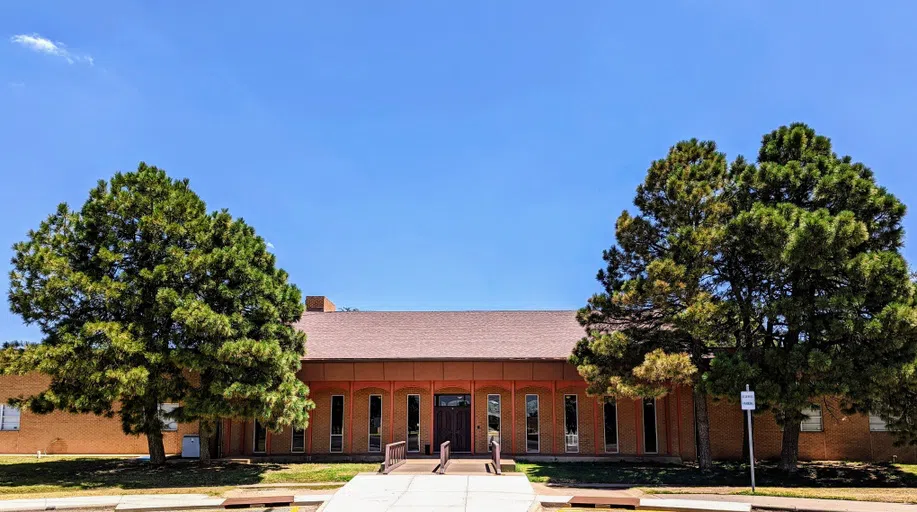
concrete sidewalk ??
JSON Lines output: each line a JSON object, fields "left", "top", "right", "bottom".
{"left": 653, "top": 493, "right": 917, "bottom": 511}
{"left": 0, "top": 493, "right": 333, "bottom": 512}
{"left": 0, "top": 494, "right": 223, "bottom": 512}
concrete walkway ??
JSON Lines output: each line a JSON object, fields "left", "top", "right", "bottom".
{"left": 1, "top": 486, "right": 915, "bottom": 512}
{"left": 319, "top": 474, "right": 536, "bottom": 512}
{"left": 0, "top": 494, "right": 225, "bottom": 512}
{"left": 0, "top": 493, "right": 334, "bottom": 512}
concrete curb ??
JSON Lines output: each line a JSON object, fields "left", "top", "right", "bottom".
{"left": 0, "top": 494, "right": 337, "bottom": 512}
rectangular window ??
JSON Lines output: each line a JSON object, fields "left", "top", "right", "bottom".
{"left": 158, "top": 403, "right": 178, "bottom": 432}
{"left": 369, "top": 395, "right": 383, "bottom": 452}
{"left": 643, "top": 397, "right": 658, "bottom": 454}
{"left": 291, "top": 427, "right": 305, "bottom": 452}
{"left": 0, "top": 405, "right": 21, "bottom": 431}
{"left": 800, "top": 405, "right": 823, "bottom": 432}
{"left": 603, "top": 397, "right": 618, "bottom": 453}
{"left": 564, "top": 394, "right": 579, "bottom": 453}
{"left": 869, "top": 413, "right": 889, "bottom": 432}
{"left": 487, "top": 394, "right": 501, "bottom": 450}
{"left": 407, "top": 394, "right": 420, "bottom": 452}
{"left": 253, "top": 421, "right": 267, "bottom": 453}
{"left": 330, "top": 395, "right": 344, "bottom": 453}
{"left": 436, "top": 395, "right": 469, "bottom": 407}
{"left": 525, "top": 394, "right": 540, "bottom": 453}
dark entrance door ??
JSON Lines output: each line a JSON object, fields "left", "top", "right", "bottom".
{"left": 434, "top": 394, "right": 471, "bottom": 452}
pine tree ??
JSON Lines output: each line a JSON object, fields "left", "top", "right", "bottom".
{"left": 164, "top": 210, "right": 313, "bottom": 462}
{"left": 5, "top": 164, "right": 315, "bottom": 464}
{"left": 571, "top": 140, "right": 732, "bottom": 471}
{"left": 709, "top": 123, "right": 917, "bottom": 472}
{"left": 6, "top": 164, "right": 207, "bottom": 464}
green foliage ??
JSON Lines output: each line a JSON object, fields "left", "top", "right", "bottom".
{"left": 6, "top": 165, "right": 205, "bottom": 453}
{"left": 4, "top": 163, "right": 313, "bottom": 462}
{"left": 571, "top": 139, "right": 731, "bottom": 396}
{"left": 570, "top": 140, "right": 732, "bottom": 468}
{"left": 575, "top": 124, "right": 917, "bottom": 472}
{"left": 164, "top": 210, "right": 313, "bottom": 434}
{"left": 707, "top": 123, "right": 917, "bottom": 468}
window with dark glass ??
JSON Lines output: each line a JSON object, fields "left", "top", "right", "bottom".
{"left": 643, "top": 397, "right": 657, "bottom": 454}
{"left": 564, "top": 395, "right": 579, "bottom": 453}
{"left": 369, "top": 395, "right": 382, "bottom": 452}
{"left": 525, "top": 394, "right": 539, "bottom": 453}
{"left": 436, "top": 395, "right": 469, "bottom": 407}
{"left": 407, "top": 394, "right": 420, "bottom": 452}
{"left": 487, "top": 394, "right": 501, "bottom": 450}
{"left": 292, "top": 426, "right": 305, "bottom": 452}
{"left": 254, "top": 421, "right": 267, "bottom": 453}
{"left": 603, "top": 397, "right": 618, "bottom": 453}
{"left": 330, "top": 395, "right": 344, "bottom": 453}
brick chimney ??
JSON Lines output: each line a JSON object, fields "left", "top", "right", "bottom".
{"left": 306, "top": 296, "right": 336, "bottom": 312}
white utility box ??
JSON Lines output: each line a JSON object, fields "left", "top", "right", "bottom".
{"left": 182, "top": 435, "right": 200, "bottom": 458}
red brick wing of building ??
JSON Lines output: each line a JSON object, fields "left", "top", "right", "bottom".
{"left": 1, "top": 296, "right": 911, "bottom": 462}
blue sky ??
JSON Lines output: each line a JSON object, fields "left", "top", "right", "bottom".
{"left": 2, "top": 2, "right": 917, "bottom": 341}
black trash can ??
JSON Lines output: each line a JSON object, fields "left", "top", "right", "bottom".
{"left": 424, "top": 443, "right": 431, "bottom": 455}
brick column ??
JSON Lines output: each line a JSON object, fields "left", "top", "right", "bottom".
{"left": 348, "top": 381, "right": 354, "bottom": 453}
{"left": 511, "top": 381, "right": 516, "bottom": 455}
{"left": 470, "top": 380, "right": 475, "bottom": 455}
{"left": 390, "top": 381, "right": 395, "bottom": 444}
{"left": 594, "top": 397, "right": 600, "bottom": 454}
{"left": 552, "top": 381, "right": 557, "bottom": 454}
{"left": 635, "top": 399, "right": 642, "bottom": 456}
{"left": 676, "top": 386, "right": 683, "bottom": 457}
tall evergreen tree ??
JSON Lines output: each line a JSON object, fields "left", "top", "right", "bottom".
{"left": 571, "top": 140, "right": 732, "bottom": 471}
{"left": 6, "top": 164, "right": 207, "bottom": 464}
{"left": 709, "top": 123, "right": 917, "bottom": 472}
{"left": 5, "top": 164, "right": 315, "bottom": 464}
{"left": 164, "top": 210, "right": 313, "bottom": 462}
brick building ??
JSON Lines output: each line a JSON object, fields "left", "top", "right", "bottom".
{"left": 1, "top": 295, "right": 913, "bottom": 462}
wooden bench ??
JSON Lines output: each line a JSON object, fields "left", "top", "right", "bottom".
{"left": 567, "top": 495, "right": 641, "bottom": 509}
{"left": 222, "top": 495, "right": 294, "bottom": 508}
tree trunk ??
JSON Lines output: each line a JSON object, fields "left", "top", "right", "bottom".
{"left": 779, "top": 418, "right": 801, "bottom": 473}
{"left": 693, "top": 386, "right": 713, "bottom": 472}
{"left": 147, "top": 429, "right": 167, "bottom": 465}
{"left": 199, "top": 419, "right": 215, "bottom": 464}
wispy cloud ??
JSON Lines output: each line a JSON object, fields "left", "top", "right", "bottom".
{"left": 10, "top": 33, "right": 93, "bottom": 65}
{"left": 266, "top": 242, "right": 275, "bottom": 249}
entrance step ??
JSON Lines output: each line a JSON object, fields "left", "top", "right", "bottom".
{"left": 384, "top": 457, "right": 517, "bottom": 475}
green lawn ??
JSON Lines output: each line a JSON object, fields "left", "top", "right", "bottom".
{"left": 518, "top": 460, "right": 917, "bottom": 487}
{"left": 0, "top": 456, "right": 377, "bottom": 498}
{"left": 520, "top": 460, "right": 917, "bottom": 504}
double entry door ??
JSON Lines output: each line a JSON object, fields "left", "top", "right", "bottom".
{"left": 434, "top": 394, "right": 471, "bottom": 452}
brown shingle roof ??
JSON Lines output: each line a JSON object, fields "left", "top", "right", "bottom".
{"left": 296, "top": 310, "right": 582, "bottom": 361}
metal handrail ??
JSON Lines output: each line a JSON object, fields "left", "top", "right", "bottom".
{"left": 438, "top": 440, "right": 451, "bottom": 474}
{"left": 490, "top": 440, "right": 501, "bottom": 475}
{"left": 383, "top": 441, "right": 407, "bottom": 474}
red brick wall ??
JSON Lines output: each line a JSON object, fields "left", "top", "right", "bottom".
{"left": 512, "top": 386, "right": 556, "bottom": 455}
{"left": 8, "top": 368, "right": 909, "bottom": 464}
{"left": 553, "top": 385, "right": 597, "bottom": 455}
{"left": 706, "top": 395, "right": 916, "bottom": 463}
{"left": 474, "top": 385, "right": 512, "bottom": 454}
{"left": 394, "top": 386, "right": 433, "bottom": 454}
{"left": 0, "top": 374, "right": 193, "bottom": 455}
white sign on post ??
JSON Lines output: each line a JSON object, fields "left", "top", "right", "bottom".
{"left": 742, "top": 386, "right": 756, "bottom": 492}
{"left": 741, "top": 391, "right": 756, "bottom": 411}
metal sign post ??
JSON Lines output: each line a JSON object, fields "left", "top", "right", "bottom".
{"left": 740, "top": 385, "right": 756, "bottom": 492}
